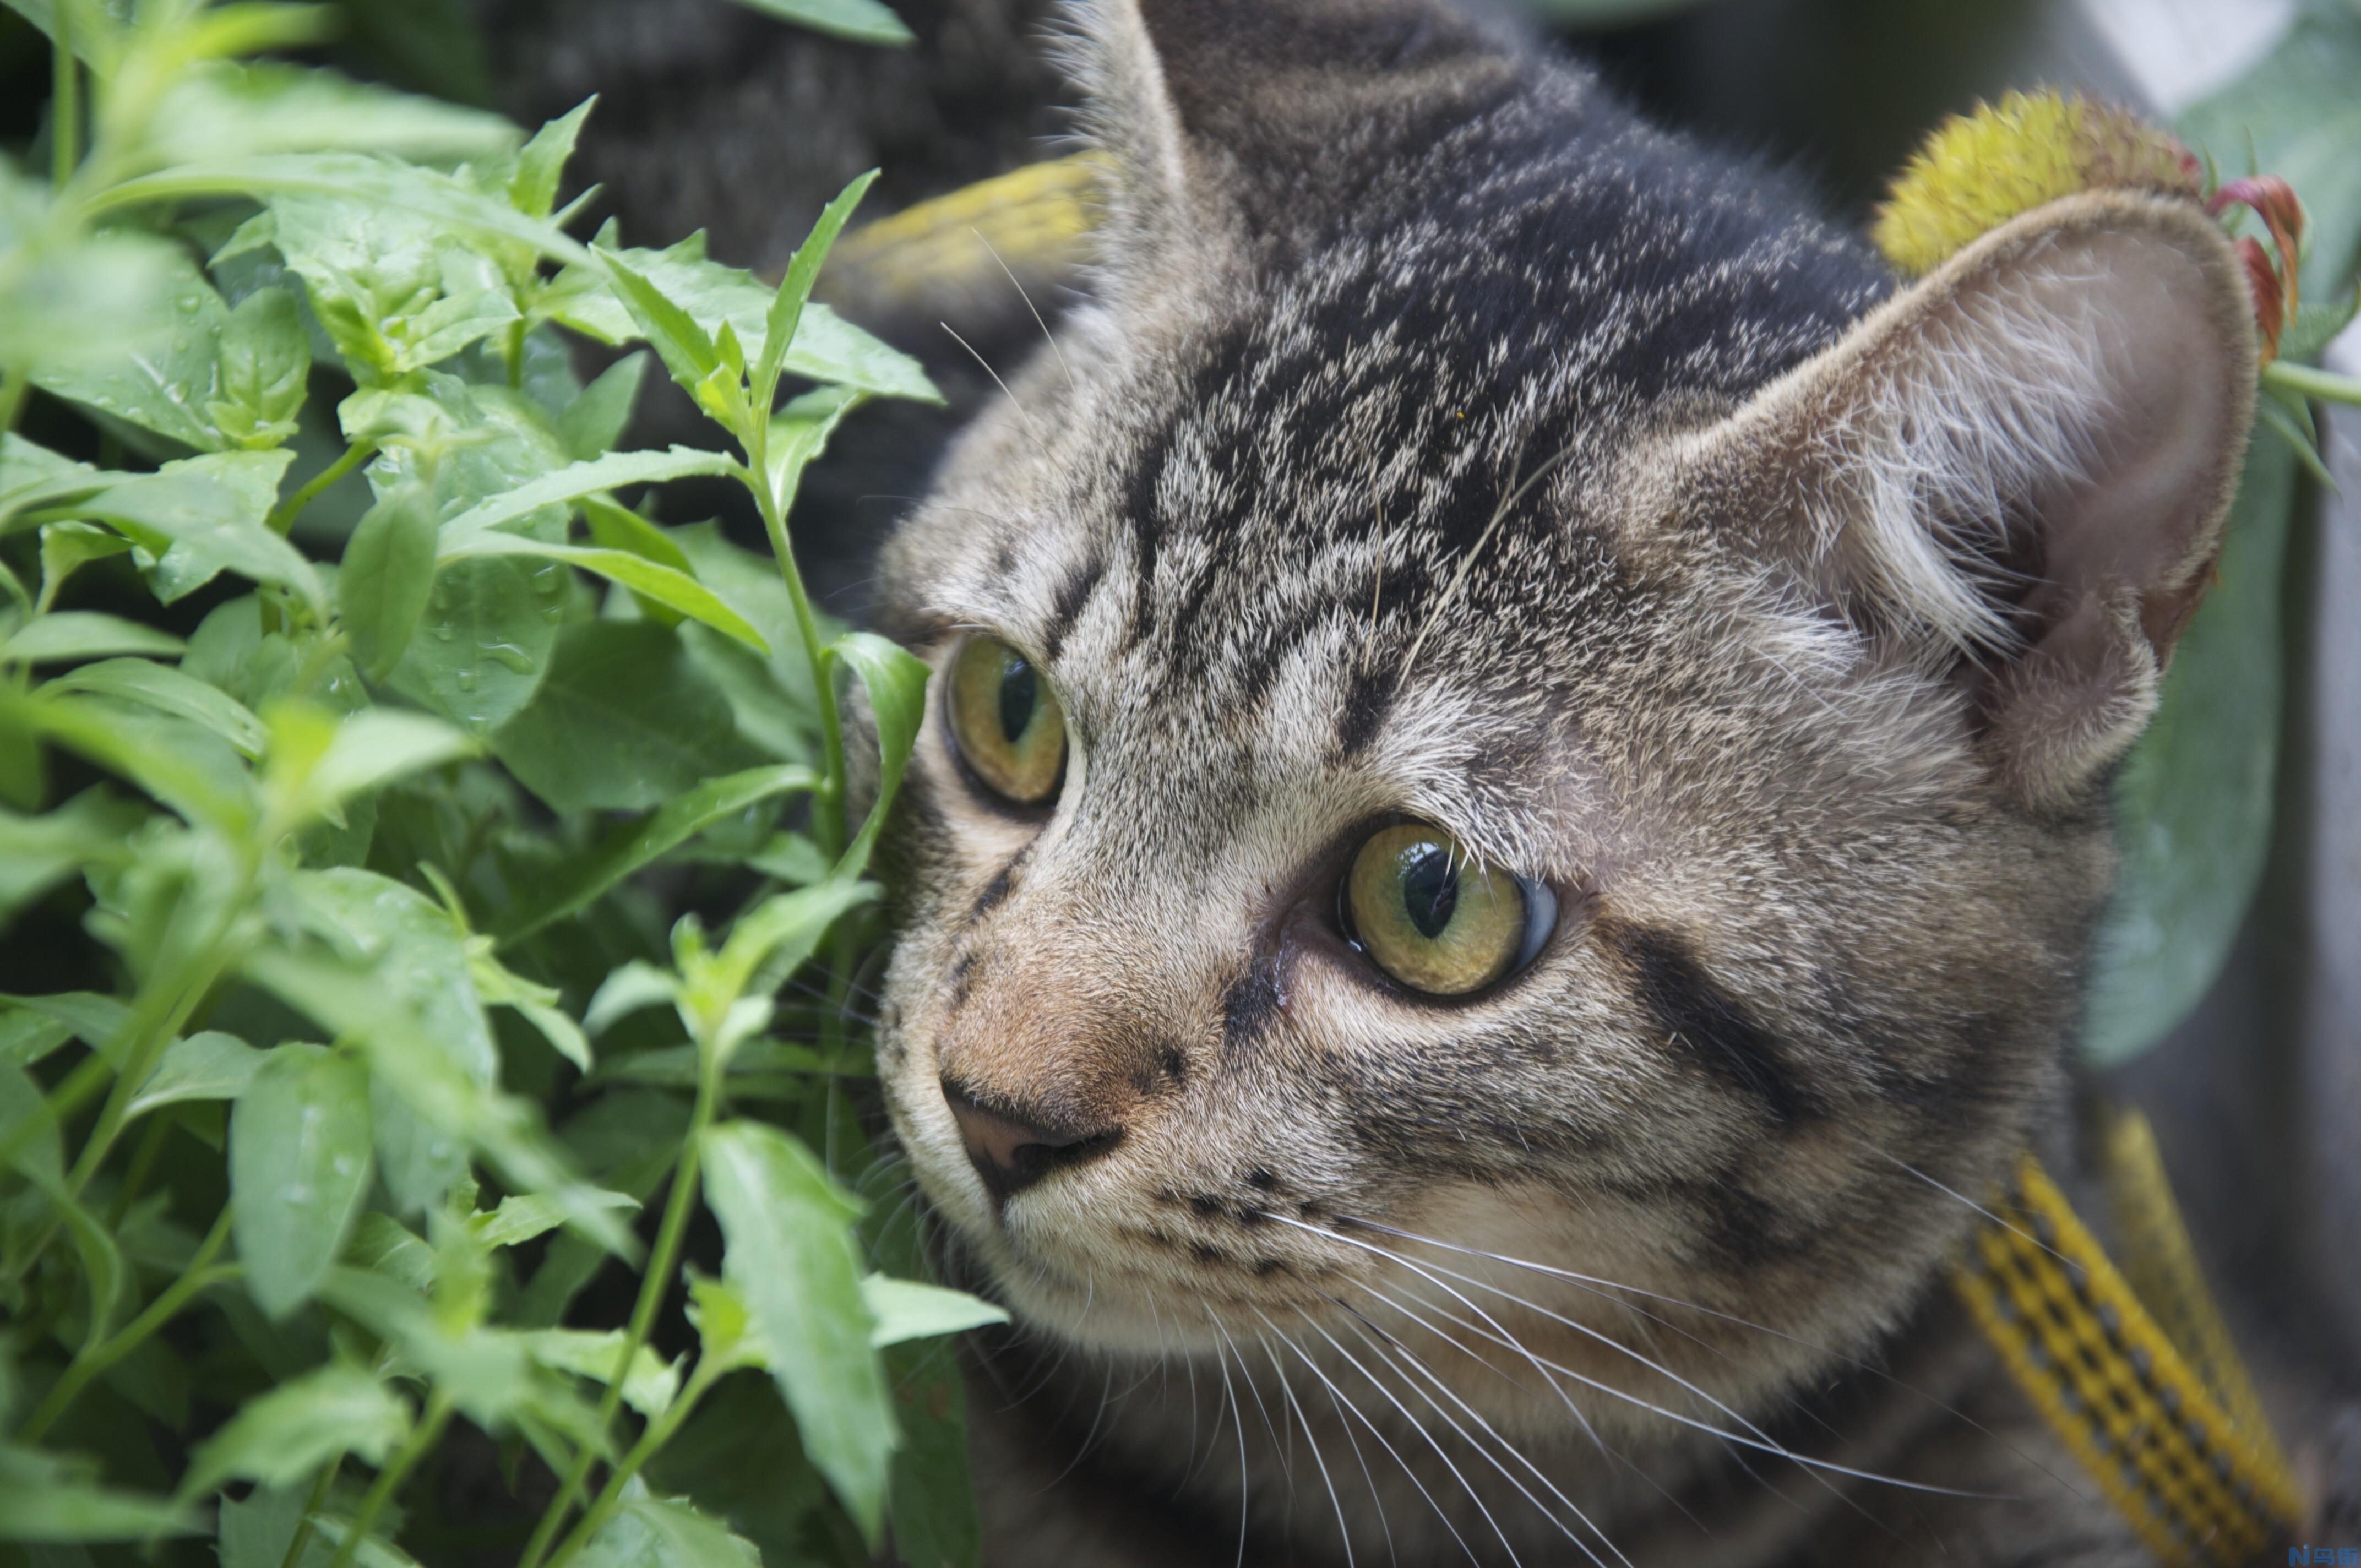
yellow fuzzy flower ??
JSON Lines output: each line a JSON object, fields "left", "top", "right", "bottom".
{"left": 1872, "top": 90, "right": 2200, "bottom": 276}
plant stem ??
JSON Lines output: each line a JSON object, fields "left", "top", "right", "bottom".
{"left": 739, "top": 455, "right": 847, "bottom": 858}
{"left": 519, "top": 1047, "right": 724, "bottom": 1568}
{"left": 51, "top": 14, "right": 78, "bottom": 190}
{"left": 66, "top": 938, "right": 236, "bottom": 1194}
{"left": 282, "top": 1456, "right": 344, "bottom": 1568}
{"left": 268, "top": 441, "right": 377, "bottom": 536}
{"left": 328, "top": 1388, "right": 454, "bottom": 1568}
{"left": 2, "top": 931, "right": 236, "bottom": 1285}
{"left": 106, "top": 1111, "right": 174, "bottom": 1227}
{"left": 20, "top": 1210, "right": 236, "bottom": 1442}
{"left": 2266, "top": 357, "right": 2361, "bottom": 406}
{"left": 0, "top": 373, "right": 29, "bottom": 437}
{"left": 542, "top": 1355, "right": 727, "bottom": 1568}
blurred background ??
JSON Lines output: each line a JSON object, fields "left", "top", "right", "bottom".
{"left": 6, "top": 0, "right": 2355, "bottom": 1487}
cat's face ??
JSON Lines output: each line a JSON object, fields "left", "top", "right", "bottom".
{"left": 869, "top": 0, "right": 2253, "bottom": 1441}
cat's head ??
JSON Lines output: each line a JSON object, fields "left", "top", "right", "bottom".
{"left": 870, "top": 0, "right": 2255, "bottom": 1431}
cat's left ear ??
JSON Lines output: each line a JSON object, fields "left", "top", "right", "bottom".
{"left": 1675, "top": 189, "right": 2258, "bottom": 809}
{"left": 1063, "top": 0, "right": 1529, "bottom": 284}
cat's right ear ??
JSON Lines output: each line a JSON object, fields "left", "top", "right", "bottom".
{"left": 1672, "top": 189, "right": 2257, "bottom": 810}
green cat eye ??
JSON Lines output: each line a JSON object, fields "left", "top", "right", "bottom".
{"left": 947, "top": 635, "right": 1067, "bottom": 805}
{"left": 1341, "top": 824, "right": 1554, "bottom": 997}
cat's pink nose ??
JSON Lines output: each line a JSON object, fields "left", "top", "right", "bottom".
{"left": 941, "top": 1079, "right": 1120, "bottom": 1204}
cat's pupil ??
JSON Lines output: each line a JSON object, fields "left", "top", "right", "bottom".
{"left": 1399, "top": 844, "right": 1458, "bottom": 939}
{"left": 998, "top": 657, "right": 1037, "bottom": 744}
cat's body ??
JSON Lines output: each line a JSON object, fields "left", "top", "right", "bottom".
{"left": 866, "top": 2, "right": 2258, "bottom": 1563}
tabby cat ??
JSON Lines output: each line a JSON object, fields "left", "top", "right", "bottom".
{"left": 867, "top": 1, "right": 2259, "bottom": 1562}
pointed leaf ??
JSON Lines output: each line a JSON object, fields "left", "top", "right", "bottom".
{"left": 700, "top": 1120, "right": 892, "bottom": 1545}
{"left": 559, "top": 351, "right": 649, "bottom": 461}
{"left": 340, "top": 483, "right": 442, "bottom": 679}
{"left": 128, "top": 1031, "right": 266, "bottom": 1119}
{"left": 754, "top": 171, "right": 877, "bottom": 410}
{"left": 859, "top": 1275, "right": 1009, "bottom": 1348}
{"left": 180, "top": 1363, "right": 410, "bottom": 1501}
{"left": 436, "top": 445, "right": 739, "bottom": 541}
{"left": 1, "top": 613, "right": 185, "bottom": 665}
{"left": 441, "top": 535, "right": 767, "bottom": 651}
{"left": 232, "top": 1044, "right": 373, "bottom": 1318}
{"left": 829, "top": 630, "right": 929, "bottom": 877}
{"left": 42, "top": 659, "right": 266, "bottom": 756}
{"left": 486, "top": 622, "right": 746, "bottom": 813}
{"left": 495, "top": 765, "right": 817, "bottom": 944}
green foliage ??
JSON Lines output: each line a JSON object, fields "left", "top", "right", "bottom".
{"left": 0, "top": 2, "right": 997, "bottom": 1565}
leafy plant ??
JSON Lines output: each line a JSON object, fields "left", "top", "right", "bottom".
{"left": 0, "top": 2, "right": 1003, "bottom": 1565}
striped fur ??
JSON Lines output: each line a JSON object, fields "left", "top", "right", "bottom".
{"left": 867, "top": 2, "right": 2257, "bottom": 1562}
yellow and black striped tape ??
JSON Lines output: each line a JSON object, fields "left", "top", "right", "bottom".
{"left": 1956, "top": 1136, "right": 2304, "bottom": 1566}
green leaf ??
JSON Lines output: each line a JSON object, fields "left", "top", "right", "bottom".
{"left": 127, "top": 1030, "right": 266, "bottom": 1119}
{"left": 699, "top": 1120, "right": 893, "bottom": 1545}
{"left": 859, "top": 1275, "right": 1009, "bottom": 1349}
{"left": 340, "top": 483, "right": 442, "bottom": 679}
{"left": 387, "top": 556, "right": 561, "bottom": 734}
{"left": 7, "top": 690, "right": 257, "bottom": 837}
{"left": 762, "top": 384, "right": 864, "bottom": 520}
{"left": 179, "top": 1363, "right": 411, "bottom": 1501}
{"left": 2, "top": 435, "right": 102, "bottom": 533}
{"left": 37, "top": 522, "right": 133, "bottom": 607}
{"left": 576, "top": 1492, "right": 763, "bottom": 1568}
{"left": 149, "top": 59, "right": 517, "bottom": 166}
{"left": 0, "top": 790, "right": 144, "bottom": 925}
{"left": 755, "top": 171, "right": 878, "bottom": 410}
{"left": 581, "top": 497, "right": 694, "bottom": 627}
{"left": 114, "top": 153, "right": 586, "bottom": 271}
{"left": 0, "top": 1450, "right": 203, "bottom": 1543}
{"left": 519, "top": 1329, "right": 679, "bottom": 1417}
{"left": 2280, "top": 286, "right": 2360, "bottom": 364}
{"left": 560, "top": 352, "right": 650, "bottom": 461}
{"left": 215, "top": 1485, "right": 311, "bottom": 1568}
{"left": 590, "top": 246, "right": 724, "bottom": 395}
{"left": 435, "top": 445, "right": 739, "bottom": 541}
{"left": 231, "top": 1043, "right": 375, "bottom": 1318}
{"left": 725, "top": 0, "right": 912, "bottom": 47}
{"left": 73, "top": 451, "right": 319, "bottom": 612}
{"left": 440, "top": 535, "right": 768, "bottom": 651}
{"left": 250, "top": 188, "right": 522, "bottom": 384}
{"left": 286, "top": 868, "right": 493, "bottom": 1210}
{"left": 347, "top": 1212, "right": 437, "bottom": 1291}
{"left": 544, "top": 232, "right": 937, "bottom": 404}
{"left": 512, "top": 99, "right": 596, "bottom": 220}
{"left": 1, "top": 612, "right": 186, "bottom": 665}
{"left": 470, "top": 1189, "right": 637, "bottom": 1250}
{"left": 42, "top": 659, "right": 267, "bottom": 756}
{"left": 468, "top": 948, "right": 594, "bottom": 1072}
{"left": 276, "top": 707, "right": 474, "bottom": 821}
{"left": 2179, "top": 6, "right": 2361, "bottom": 306}
{"left": 209, "top": 287, "right": 311, "bottom": 451}
{"left": 242, "top": 949, "right": 634, "bottom": 1257}
{"left": 706, "top": 877, "right": 877, "bottom": 1014}
{"left": 487, "top": 621, "right": 747, "bottom": 813}
{"left": 0, "top": 225, "right": 182, "bottom": 388}
{"left": 885, "top": 1338, "right": 981, "bottom": 1568}
{"left": 28, "top": 249, "right": 230, "bottom": 454}
{"left": 829, "top": 629, "right": 930, "bottom": 876}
